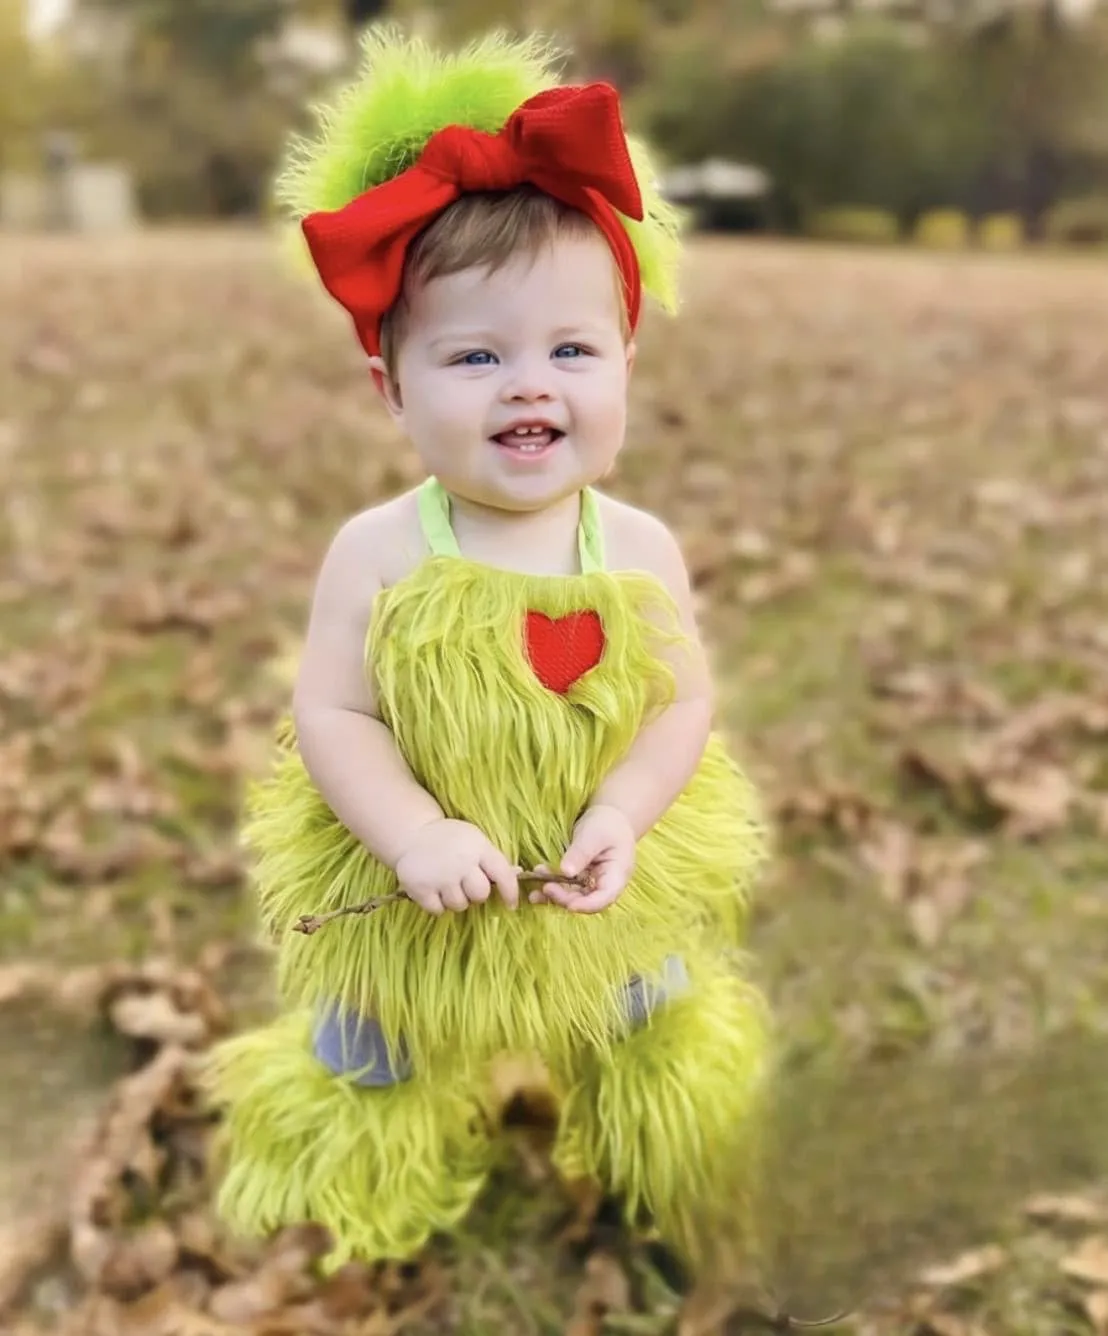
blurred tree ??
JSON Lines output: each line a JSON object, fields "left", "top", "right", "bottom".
{"left": 957, "top": 0, "right": 1108, "bottom": 235}
{"left": 343, "top": 0, "right": 390, "bottom": 24}
{"left": 0, "top": 3, "right": 46, "bottom": 169}
{"left": 639, "top": 1, "right": 1108, "bottom": 231}
{"left": 641, "top": 18, "right": 978, "bottom": 227}
{"left": 78, "top": 0, "right": 295, "bottom": 71}
{"left": 46, "top": 0, "right": 1108, "bottom": 227}
{"left": 69, "top": 0, "right": 323, "bottom": 215}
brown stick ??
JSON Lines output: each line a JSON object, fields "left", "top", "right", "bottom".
{"left": 722, "top": 1301, "right": 854, "bottom": 1332}
{"left": 293, "top": 868, "right": 596, "bottom": 936}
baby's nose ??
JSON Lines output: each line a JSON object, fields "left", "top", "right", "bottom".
{"left": 502, "top": 362, "right": 555, "bottom": 401}
{"left": 507, "top": 381, "right": 554, "bottom": 401}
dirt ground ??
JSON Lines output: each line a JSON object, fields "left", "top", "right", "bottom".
{"left": 2, "top": 230, "right": 1108, "bottom": 1335}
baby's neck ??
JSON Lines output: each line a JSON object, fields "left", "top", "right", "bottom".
{"left": 446, "top": 487, "right": 586, "bottom": 577}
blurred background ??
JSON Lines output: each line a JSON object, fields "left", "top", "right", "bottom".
{"left": 3, "top": 4, "right": 1108, "bottom": 1336}
{"left": 5, "top": 0, "right": 1108, "bottom": 244}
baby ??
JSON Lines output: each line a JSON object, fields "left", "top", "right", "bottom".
{"left": 205, "top": 27, "right": 770, "bottom": 1279}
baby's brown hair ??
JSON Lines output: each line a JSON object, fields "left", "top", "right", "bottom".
{"left": 379, "top": 185, "right": 631, "bottom": 377}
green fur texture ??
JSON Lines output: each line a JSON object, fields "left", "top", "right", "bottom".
{"left": 200, "top": 968, "right": 770, "bottom": 1267}
{"left": 203, "top": 551, "right": 771, "bottom": 1266}
{"left": 202, "top": 1009, "right": 498, "bottom": 1268}
{"left": 240, "top": 558, "right": 768, "bottom": 1087}
{"left": 274, "top": 24, "right": 684, "bottom": 314}
{"left": 552, "top": 962, "right": 772, "bottom": 1267}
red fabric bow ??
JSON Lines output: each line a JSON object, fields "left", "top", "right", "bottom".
{"left": 301, "top": 83, "right": 645, "bottom": 359}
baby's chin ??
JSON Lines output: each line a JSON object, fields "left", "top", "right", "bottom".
{"left": 440, "top": 472, "right": 589, "bottom": 515}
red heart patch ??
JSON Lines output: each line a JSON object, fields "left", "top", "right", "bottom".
{"left": 524, "top": 610, "right": 605, "bottom": 694}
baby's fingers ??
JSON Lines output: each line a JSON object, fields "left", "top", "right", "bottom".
{"left": 566, "top": 885, "right": 620, "bottom": 913}
{"left": 567, "top": 866, "right": 626, "bottom": 913}
{"left": 481, "top": 850, "right": 520, "bottom": 910}
{"left": 525, "top": 863, "right": 572, "bottom": 908}
{"left": 528, "top": 864, "right": 553, "bottom": 904}
{"left": 412, "top": 889, "right": 445, "bottom": 916}
{"left": 541, "top": 881, "right": 583, "bottom": 908}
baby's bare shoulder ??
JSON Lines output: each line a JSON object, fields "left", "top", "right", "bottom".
{"left": 322, "top": 489, "right": 427, "bottom": 594}
{"left": 596, "top": 493, "right": 688, "bottom": 582}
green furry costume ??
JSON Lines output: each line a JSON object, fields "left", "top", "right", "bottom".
{"left": 203, "top": 27, "right": 772, "bottom": 1273}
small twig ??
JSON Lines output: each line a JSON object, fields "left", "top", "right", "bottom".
{"left": 722, "top": 1281, "right": 854, "bottom": 1334}
{"left": 294, "top": 869, "right": 596, "bottom": 935}
{"left": 778, "top": 1311, "right": 853, "bottom": 1332}
{"left": 295, "top": 892, "right": 407, "bottom": 934}
{"left": 731, "top": 1304, "right": 854, "bottom": 1332}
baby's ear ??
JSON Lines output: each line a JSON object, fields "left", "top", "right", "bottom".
{"left": 625, "top": 339, "right": 637, "bottom": 377}
{"left": 367, "top": 356, "right": 403, "bottom": 417}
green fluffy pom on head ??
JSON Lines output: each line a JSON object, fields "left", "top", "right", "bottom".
{"left": 274, "top": 24, "right": 683, "bottom": 316}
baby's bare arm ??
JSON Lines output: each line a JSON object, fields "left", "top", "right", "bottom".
{"left": 291, "top": 512, "right": 445, "bottom": 871}
{"left": 586, "top": 503, "right": 714, "bottom": 839}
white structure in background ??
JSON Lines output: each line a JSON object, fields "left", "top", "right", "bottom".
{"left": 5, "top": 3, "right": 138, "bottom": 231}
{"left": 24, "top": 0, "right": 70, "bottom": 41}
{"left": 0, "top": 157, "right": 138, "bottom": 233}
{"left": 661, "top": 160, "right": 771, "bottom": 204}
{"left": 267, "top": 19, "right": 349, "bottom": 71}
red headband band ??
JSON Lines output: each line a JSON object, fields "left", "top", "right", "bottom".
{"left": 300, "top": 83, "right": 645, "bottom": 359}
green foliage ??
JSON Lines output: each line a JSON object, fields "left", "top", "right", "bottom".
{"left": 64, "top": 0, "right": 324, "bottom": 215}
{"left": 82, "top": 0, "right": 295, "bottom": 72}
{"left": 978, "top": 213, "right": 1024, "bottom": 250}
{"left": 913, "top": 209, "right": 970, "bottom": 249}
{"left": 21, "top": 0, "right": 1108, "bottom": 229}
{"left": 807, "top": 207, "right": 899, "bottom": 246}
{"left": 0, "top": 6, "right": 46, "bottom": 167}
{"left": 643, "top": 20, "right": 992, "bottom": 226}
{"left": 1044, "top": 195, "right": 1108, "bottom": 246}
{"left": 639, "top": 9, "right": 1108, "bottom": 237}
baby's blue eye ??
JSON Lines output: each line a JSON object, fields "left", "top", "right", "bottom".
{"left": 554, "top": 344, "right": 589, "bottom": 359}
{"left": 458, "top": 350, "right": 497, "bottom": 366}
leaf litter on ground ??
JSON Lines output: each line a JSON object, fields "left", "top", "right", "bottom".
{"left": 5, "top": 233, "right": 1108, "bottom": 1333}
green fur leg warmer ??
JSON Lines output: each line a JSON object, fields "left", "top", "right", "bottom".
{"left": 550, "top": 964, "right": 772, "bottom": 1269}
{"left": 201, "top": 1011, "right": 496, "bottom": 1268}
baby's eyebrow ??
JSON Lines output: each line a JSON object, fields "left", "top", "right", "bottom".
{"left": 551, "top": 323, "right": 608, "bottom": 338}
{"left": 427, "top": 331, "right": 496, "bottom": 349}
{"left": 425, "top": 320, "right": 612, "bottom": 351}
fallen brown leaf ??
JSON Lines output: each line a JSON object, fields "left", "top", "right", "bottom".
{"left": 858, "top": 823, "right": 986, "bottom": 944}
{"left": 919, "top": 1315, "right": 988, "bottom": 1336}
{"left": 676, "top": 1284, "right": 740, "bottom": 1336}
{"left": 0, "top": 1217, "right": 66, "bottom": 1316}
{"left": 207, "top": 1224, "right": 330, "bottom": 1323}
{"left": 566, "top": 1251, "right": 632, "bottom": 1336}
{"left": 986, "top": 763, "right": 1076, "bottom": 839}
{"left": 1061, "top": 1236, "right": 1108, "bottom": 1286}
{"left": 1024, "top": 1190, "right": 1108, "bottom": 1226}
{"left": 96, "top": 1220, "right": 181, "bottom": 1300}
{"left": 109, "top": 990, "right": 211, "bottom": 1048}
{"left": 1086, "top": 1290, "right": 1108, "bottom": 1336}
{"left": 68, "top": 1045, "right": 192, "bottom": 1288}
{"left": 918, "top": 1244, "right": 1006, "bottom": 1288}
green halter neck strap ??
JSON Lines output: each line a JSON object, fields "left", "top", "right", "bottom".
{"left": 417, "top": 476, "right": 605, "bottom": 574}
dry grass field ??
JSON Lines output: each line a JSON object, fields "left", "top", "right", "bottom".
{"left": 2, "top": 229, "right": 1108, "bottom": 1335}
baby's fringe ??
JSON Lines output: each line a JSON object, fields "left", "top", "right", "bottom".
{"left": 200, "top": 1011, "right": 496, "bottom": 1269}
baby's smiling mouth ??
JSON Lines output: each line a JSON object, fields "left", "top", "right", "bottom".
{"left": 491, "top": 424, "right": 565, "bottom": 453}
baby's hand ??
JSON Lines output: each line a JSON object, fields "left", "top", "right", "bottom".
{"left": 394, "top": 819, "right": 520, "bottom": 916}
{"left": 531, "top": 804, "right": 636, "bottom": 914}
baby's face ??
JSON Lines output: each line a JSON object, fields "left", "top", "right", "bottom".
{"left": 375, "top": 230, "right": 634, "bottom": 513}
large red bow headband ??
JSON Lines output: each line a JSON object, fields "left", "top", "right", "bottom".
{"left": 301, "top": 82, "right": 645, "bottom": 359}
